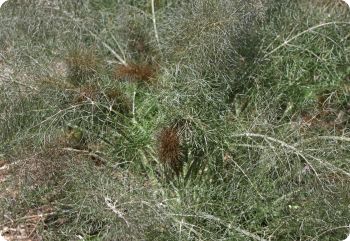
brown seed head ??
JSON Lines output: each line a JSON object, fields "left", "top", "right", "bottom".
{"left": 115, "top": 63, "right": 156, "bottom": 84}
{"left": 75, "top": 84, "right": 99, "bottom": 103}
{"left": 66, "top": 48, "right": 100, "bottom": 86}
{"left": 105, "top": 88, "right": 132, "bottom": 115}
{"left": 157, "top": 127, "right": 183, "bottom": 176}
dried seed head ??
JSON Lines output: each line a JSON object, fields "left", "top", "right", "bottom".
{"left": 157, "top": 127, "right": 183, "bottom": 176}
{"left": 66, "top": 48, "right": 100, "bottom": 86}
{"left": 75, "top": 84, "right": 99, "bottom": 103}
{"left": 105, "top": 88, "right": 132, "bottom": 115}
{"left": 115, "top": 63, "right": 156, "bottom": 84}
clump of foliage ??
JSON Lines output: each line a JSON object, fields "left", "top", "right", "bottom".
{"left": 0, "top": 0, "right": 350, "bottom": 240}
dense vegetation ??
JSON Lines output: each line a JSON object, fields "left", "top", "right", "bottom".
{"left": 0, "top": 0, "right": 349, "bottom": 240}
